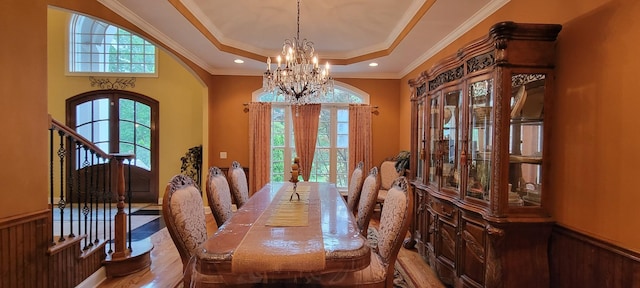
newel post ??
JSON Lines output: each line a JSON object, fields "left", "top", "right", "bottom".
{"left": 104, "top": 153, "right": 153, "bottom": 277}
{"left": 111, "top": 153, "right": 134, "bottom": 258}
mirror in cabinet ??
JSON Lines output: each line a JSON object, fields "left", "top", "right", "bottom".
{"left": 442, "top": 90, "right": 462, "bottom": 192}
{"left": 466, "top": 79, "right": 494, "bottom": 201}
{"left": 427, "top": 94, "right": 439, "bottom": 187}
{"left": 509, "top": 73, "right": 546, "bottom": 207}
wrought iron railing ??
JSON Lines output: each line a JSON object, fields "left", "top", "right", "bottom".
{"left": 48, "top": 115, "right": 134, "bottom": 255}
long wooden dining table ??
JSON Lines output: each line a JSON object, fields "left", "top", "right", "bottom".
{"left": 194, "top": 182, "right": 371, "bottom": 283}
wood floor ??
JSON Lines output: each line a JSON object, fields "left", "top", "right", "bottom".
{"left": 97, "top": 210, "right": 445, "bottom": 288}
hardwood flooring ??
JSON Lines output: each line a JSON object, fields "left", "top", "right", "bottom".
{"left": 97, "top": 209, "right": 445, "bottom": 288}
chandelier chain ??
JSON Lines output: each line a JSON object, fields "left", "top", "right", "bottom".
{"left": 296, "top": 0, "right": 300, "bottom": 40}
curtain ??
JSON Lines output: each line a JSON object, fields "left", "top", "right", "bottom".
{"left": 249, "top": 102, "right": 271, "bottom": 196}
{"left": 349, "top": 104, "right": 372, "bottom": 176}
{"left": 292, "top": 104, "right": 321, "bottom": 181}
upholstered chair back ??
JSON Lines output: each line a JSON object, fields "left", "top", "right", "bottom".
{"left": 228, "top": 161, "right": 249, "bottom": 208}
{"left": 356, "top": 166, "right": 379, "bottom": 237}
{"left": 347, "top": 161, "right": 365, "bottom": 214}
{"left": 376, "top": 159, "right": 402, "bottom": 209}
{"left": 314, "top": 176, "right": 413, "bottom": 287}
{"left": 206, "top": 166, "right": 234, "bottom": 226}
{"left": 379, "top": 160, "right": 399, "bottom": 190}
{"left": 162, "top": 174, "right": 207, "bottom": 286}
{"left": 376, "top": 176, "right": 412, "bottom": 265}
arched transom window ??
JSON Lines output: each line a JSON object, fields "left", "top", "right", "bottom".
{"left": 68, "top": 14, "right": 157, "bottom": 75}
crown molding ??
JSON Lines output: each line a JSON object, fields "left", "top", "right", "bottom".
{"left": 400, "top": 0, "right": 510, "bottom": 78}
{"left": 98, "top": 0, "right": 217, "bottom": 74}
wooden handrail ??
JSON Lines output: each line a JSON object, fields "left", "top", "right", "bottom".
{"left": 48, "top": 114, "right": 110, "bottom": 159}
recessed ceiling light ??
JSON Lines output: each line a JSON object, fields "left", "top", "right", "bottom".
{"left": 234, "top": 59, "right": 244, "bottom": 64}
{"left": 369, "top": 62, "right": 378, "bottom": 67}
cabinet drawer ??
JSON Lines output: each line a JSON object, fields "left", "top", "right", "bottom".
{"left": 430, "top": 198, "right": 458, "bottom": 224}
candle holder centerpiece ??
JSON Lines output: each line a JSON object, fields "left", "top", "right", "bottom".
{"left": 289, "top": 157, "right": 301, "bottom": 201}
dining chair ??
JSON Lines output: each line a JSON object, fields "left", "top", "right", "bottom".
{"left": 347, "top": 161, "right": 365, "bottom": 215}
{"left": 228, "top": 160, "right": 249, "bottom": 208}
{"left": 206, "top": 166, "right": 234, "bottom": 226}
{"left": 317, "top": 176, "right": 413, "bottom": 288}
{"left": 162, "top": 174, "right": 208, "bottom": 287}
{"left": 376, "top": 158, "right": 402, "bottom": 211}
{"left": 356, "top": 166, "right": 379, "bottom": 237}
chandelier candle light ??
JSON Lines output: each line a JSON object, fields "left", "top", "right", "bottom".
{"left": 263, "top": 0, "right": 333, "bottom": 105}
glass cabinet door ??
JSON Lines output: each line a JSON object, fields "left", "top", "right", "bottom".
{"left": 428, "top": 93, "right": 440, "bottom": 187}
{"left": 442, "top": 90, "right": 462, "bottom": 192}
{"left": 467, "top": 79, "right": 493, "bottom": 200}
{"left": 508, "top": 73, "right": 546, "bottom": 207}
{"left": 416, "top": 99, "right": 425, "bottom": 182}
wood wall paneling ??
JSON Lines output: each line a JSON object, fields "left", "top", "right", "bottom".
{"left": 0, "top": 210, "right": 106, "bottom": 288}
{"left": 0, "top": 210, "right": 49, "bottom": 288}
{"left": 550, "top": 225, "right": 640, "bottom": 288}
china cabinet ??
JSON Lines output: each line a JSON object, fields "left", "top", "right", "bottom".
{"left": 406, "top": 22, "right": 561, "bottom": 288}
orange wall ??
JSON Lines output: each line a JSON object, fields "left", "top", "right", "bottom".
{"left": 208, "top": 76, "right": 258, "bottom": 169}
{"left": 338, "top": 78, "right": 402, "bottom": 166}
{"left": 207, "top": 76, "right": 401, "bottom": 169}
{"left": 0, "top": 0, "right": 49, "bottom": 219}
{"left": 7, "top": 0, "right": 638, "bottom": 254}
{"left": 401, "top": 0, "right": 640, "bottom": 251}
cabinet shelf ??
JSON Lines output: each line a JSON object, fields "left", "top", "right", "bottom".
{"left": 510, "top": 118, "right": 543, "bottom": 125}
{"left": 471, "top": 121, "right": 493, "bottom": 128}
{"left": 509, "top": 154, "right": 542, "bottom": 164}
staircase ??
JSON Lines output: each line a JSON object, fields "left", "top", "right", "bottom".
{"left": 47, "top": 115, "right": 153, "bottom": 286}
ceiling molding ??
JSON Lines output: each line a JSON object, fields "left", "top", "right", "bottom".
{"left": 168, "top": 0, "right": 267, "bottom": 63}
{"left": 328, "top": 0, "right": 432, "bottom": 59}
{"left": 97, "top": 0, "right": 509, "bottom": 79}
{"left": 400, "top": 0, "right": 511, "bottom": 78}
{"left": 98, "top": 0, "right": 217, "bottom": 73}
{"left": 170, "top": 0, "right": 438, "bottom": 66}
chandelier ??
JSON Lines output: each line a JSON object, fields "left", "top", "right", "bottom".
{"left": 262, "top": 0, "right": 333, "bottom": 105}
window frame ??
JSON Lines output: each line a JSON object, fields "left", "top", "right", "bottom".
{"left": 67, "top": 13, "right": 158, "bottom": 77}
{"left": 255, "top": 83, "right": 368, "bottom": 190}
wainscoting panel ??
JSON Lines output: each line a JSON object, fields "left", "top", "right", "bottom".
{"left": 48, "top": 237, "right": 106, "bottom": 288}
{"left": 550, "top": 225, "right": 640, "bottom": 287}
{"left": 0, "top": 210, "right": 50, "bottom": 288}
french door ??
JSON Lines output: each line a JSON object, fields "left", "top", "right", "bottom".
{"left": 66, "top": 90, "right": 159, "bottom": 203}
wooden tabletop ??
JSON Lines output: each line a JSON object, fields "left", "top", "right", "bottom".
{"left": 195, "top": 182, "right": 370, "bottom": 278}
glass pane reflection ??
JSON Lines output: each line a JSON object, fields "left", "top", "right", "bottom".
{"left": 467, "top": 79, "right": 493, "bottom": 200}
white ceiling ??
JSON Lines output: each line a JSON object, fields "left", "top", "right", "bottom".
{"left": 98, "top": 0, "right": 509, "bottom": 79}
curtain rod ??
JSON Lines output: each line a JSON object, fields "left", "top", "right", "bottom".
{"left": 243, "top": 103, "right": 378, "bottom": 114}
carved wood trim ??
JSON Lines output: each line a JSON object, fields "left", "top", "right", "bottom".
{"left": 440, "top": 227, "right": 455, "bottom": 255}
{"left": 428, "top": 65, "right": 464, "bottom": 91}
{"left": 491, "top": 67, "right": 504, "bottom": 216}
{"left": 462, "top": 230, "right": 485, "bottom": 262}
{"left": 466, "top": 51, "right": 495, "bottom": 74}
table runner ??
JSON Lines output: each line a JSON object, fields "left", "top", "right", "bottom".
{"left": 265, "top": 185, "right": 311, "bottom": 227}
{"left": 231, "top": 183, "right": 326, "bottom": 273}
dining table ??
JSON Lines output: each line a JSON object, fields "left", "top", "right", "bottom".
{"left": 193, "top": 181, "right": 371, "bottom": 284}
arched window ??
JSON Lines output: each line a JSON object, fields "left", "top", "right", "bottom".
{"left": 68, "top": 14, "right": 157, "bottom": 75}
{"left": 255, "top": 83, "right": 368, "bottom": 190}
